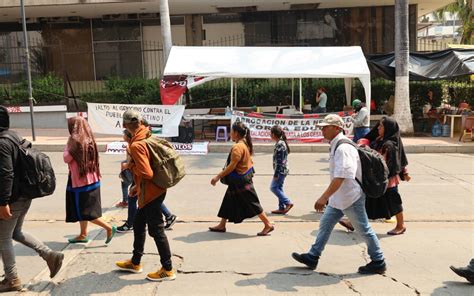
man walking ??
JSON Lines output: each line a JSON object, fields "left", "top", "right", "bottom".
{"left": 115, "top": 110, "right": 176, "bottom": 281}
{"left": 0, "top": 106, "right": 64, "bottom": 292}
{"left": 292, "top": 114, "right": 386, "bottom": 274}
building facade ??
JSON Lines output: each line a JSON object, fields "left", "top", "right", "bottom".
{"left": 0, "top": 0, "right": 452, "bottom": 83}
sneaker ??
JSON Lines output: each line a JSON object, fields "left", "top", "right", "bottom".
{"left": 115, "top": 201, "right": 128, "bottom": 208}
{"left": 165, "top": 215, "right": 178, "bottom": 230}
{"left": 116, "top": 259, "right": 143, "bottom": 273}
{"left": 146, "top": 267, "right": 176, "bottom": 282}
{"left": 291, "top": 252, "right": 319, "bottom": 270}
{"left": 45, "top": 251, "right": 64, "bottom": 278}
{"left": 0, "top": 277, "right": 22, "bottom": 292}
{"left": 450, "top": 266, "right": 474, "bottom": 284}
{"left": 358, "top": 260, "right": 387, "bottom": 274}
{"left": 117, "top": 222, "right": 133, "bottom": 233}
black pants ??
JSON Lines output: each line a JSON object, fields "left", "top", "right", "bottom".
{"left": 131, "top": 193, "right": 172, "bottom": 270}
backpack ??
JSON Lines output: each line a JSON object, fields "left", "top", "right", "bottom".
{"left": 0, "top": 131, "right": 56, "bottom": 199}
{"left": 144, "top": 136, "right": 186, "bottom": 188}
{"left": 335, "top": 139, "right": 388, "bottom": 199}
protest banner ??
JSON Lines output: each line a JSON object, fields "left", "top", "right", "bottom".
{"left": 231, "top": 111, "right": 353, "bottom": 142}
{"left": 87, "top": 103, "right": 185, "bottom": 137}
{"left": 105, "top": 141, "right": 209, "bottom": 155}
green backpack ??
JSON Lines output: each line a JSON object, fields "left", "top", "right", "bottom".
{"left": 144, "top": 136, "right": 186, "bottom": 188}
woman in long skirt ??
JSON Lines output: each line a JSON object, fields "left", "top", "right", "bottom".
{"left": 209, "top": 122, "right": 274, "bottom": 236}
{"left": 64, "top": 116, "right": 116, "bottom": 243}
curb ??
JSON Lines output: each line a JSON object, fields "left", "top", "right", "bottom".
{"left": 33, "top": 143, "right": 474, "bottom": 154}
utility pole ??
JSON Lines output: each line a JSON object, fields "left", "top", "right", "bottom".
{"left": 20, "top": 0, "right": 36, "bottom": 141}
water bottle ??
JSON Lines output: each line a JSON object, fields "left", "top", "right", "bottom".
{"left": 431, "top": 121, "right": 442, "bottom": 137}
{"left": 225, "top": 106, "right": 231, "bottom": 116}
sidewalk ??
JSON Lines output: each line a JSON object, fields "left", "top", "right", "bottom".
{"left": 14, "top": 128, "right": 474, "bottom": 153}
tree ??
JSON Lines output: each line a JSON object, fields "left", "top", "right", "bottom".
{"left": 393, "top": 0, "right": 414, "bottom": 134}
{"left": 435, "top": 0, "right": 473, "bottom": 44}
{"left": 160, "top": 0, "right": 173, "bottom": 63}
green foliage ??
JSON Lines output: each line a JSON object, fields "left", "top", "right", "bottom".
{"left": 0, "top": 73, "right": 64, "bottom": 104}
{"left": 81, "top": 77, "right": 161, "bottom": 104}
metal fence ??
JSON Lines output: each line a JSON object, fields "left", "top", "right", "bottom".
{"left": 416, "top": 39, "right": 450, "bottom": 52}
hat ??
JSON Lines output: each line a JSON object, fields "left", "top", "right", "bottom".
{"left": 317, "top": 114, "right": 344, "bottom": 128}
{"left": 122, "top": 109, "right": 143, "bottom": 124}
{"left": 352, "top": 99, "right": 362, "bottom": 108}
{"left": 0, "top": 106, "right": 10, "bottom": 130}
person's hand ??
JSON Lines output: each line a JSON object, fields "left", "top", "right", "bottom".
{"left": 129, "top": 185, "right": 137, "bottom": 197}
{"left": 211, "top": 176, "right": 220, "bottom": 186}
{"left": 404, "top": 174, "right": 411, "bottom": 182}
{"left": 314, "top": 197, "right": 328, "bottom": 212}
{"left": 0, "top": 205, "right": 12, "bottom": 220}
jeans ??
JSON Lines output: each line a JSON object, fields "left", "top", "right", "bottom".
{"left": 270, "top": 174, "right": 292, "bottom": 210}
{"left": 313, "top": 106, "right": 327, "bottom": 114}
{"left": 308, "top": 195, "right": 384, "bottom": 262}
{"left": 126, "top": 196, "right": 172, "bottom": 226}
{"left": 127, "top": 196, "right": 138, "bottom": 226}
{"left": 120, "top": 169, "right": 133, "bottom": 203}
{"left": 0, "top": 199, "right": 53, "bottom": 280}
{"left": 131, "top": 194, "right": 172, "bottom": 270}
{"left": 353, "top": 127, "right": 370, "bottom": 143}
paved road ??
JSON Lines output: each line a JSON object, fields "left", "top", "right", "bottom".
{"left": 3, "top": 152, "right": 473, "bottom": 295}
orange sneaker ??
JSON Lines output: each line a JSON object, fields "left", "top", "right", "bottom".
{"left": 146, "top": 267, "right": 176, "bottom": 282}
{"left": 116, "top": 259, "right": 143, "bottom": 273}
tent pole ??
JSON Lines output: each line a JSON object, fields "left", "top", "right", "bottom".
{"left": 291, "top": 79, "right": 294, "bottom": 106}
{"left": 230, "top": 78, "right": 234, "bottom": 110}
{"left": 299, "top": 78, "right": 302, "bottom": 112}
{"left": 235, "top": 80, "right": 238, "bottom": 107}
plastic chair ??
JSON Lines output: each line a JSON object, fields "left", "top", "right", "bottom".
{"left": 459, "top": 115, "right": 474, "bottom": 142}
{"left": 215, "top": 126, "right": 228, "bottom": 142}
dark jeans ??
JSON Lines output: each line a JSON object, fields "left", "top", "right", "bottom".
{"left": 131, "top": 193, "right": 172, "bottom": 271}
{"left": 120, "top": 169, "right": 133, "bottom": 203}
{"left": 313, "top": 106, "right": 327, "bottom": 113}
{"left": 126, "top": 196, "right": 172, "bottom": 226}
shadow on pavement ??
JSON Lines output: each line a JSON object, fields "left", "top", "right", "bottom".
{"left": 32, "top": 271, "right": 148, "bottom": 295}
{"left": 174, "top": 231, "right": 254, "bottom": 243}
{"left": 431, "top": 281, "right": 473, "bottom": 296}
{"left": 234, "top": 267, "right": 349, "bottom": 292}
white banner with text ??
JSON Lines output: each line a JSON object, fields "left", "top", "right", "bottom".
{"left": 105, "top": 141, "right": 209, "bottom": 155}
{"left": 231, "top": 111, "right": 353, "bottom": 143}
{"left": 87, "top": 103, "right": 185, "bottom": 137}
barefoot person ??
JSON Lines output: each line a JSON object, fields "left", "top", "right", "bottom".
{"left": 64, "top": 116, "right": 116, "bottom": 244}
{"left": 209, "top": 122, "right": 274, "bottom": 236}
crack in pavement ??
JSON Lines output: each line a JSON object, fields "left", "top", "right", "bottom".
{"left": 383, "top": 274, "right": 421, "bottom": 295}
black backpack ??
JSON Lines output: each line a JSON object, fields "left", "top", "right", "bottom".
{"left": 335, "top": 139, "right": 388, "bottom": 199}
{"left": 0, "top": 131, "right": 56, "bottom": 199}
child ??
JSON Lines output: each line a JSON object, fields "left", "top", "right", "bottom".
{"left": 270, "top": 125, "right": 294, "bottom": 215}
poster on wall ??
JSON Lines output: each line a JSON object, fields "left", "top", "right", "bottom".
{"left": 87, "top": 103, "right": 185, "bottom": 137}
{"left": 231, "top": 111, "right": 353, "bottom": 143}
{"left": 105, "top": 141, "right": 209, "bottom": 155}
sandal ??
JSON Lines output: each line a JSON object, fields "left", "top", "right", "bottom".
{"left": 387, "top": 227, "right": 406, "bottom": 235}
{"left": 338, "top": 219, "right": 355, "bottom": 232}
{"left": 68, "top": 237, "right": 90, "bottom": 244}
{"left": 105, "top": 226, "right": 117, "bottom": 244}
{"left": 209, "top": 227, "right": 226, "bottom": 233}
{"left": 257, "top": 225, "right": 275, "bottom": 236}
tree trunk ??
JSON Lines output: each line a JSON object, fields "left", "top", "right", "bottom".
{"left": 393, "top": 0, "right": 414, "bottom": 135}
{"left": 160, "top": 0, "right": 172, "bottom": 63}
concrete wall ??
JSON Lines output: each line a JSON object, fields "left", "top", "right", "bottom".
{"left": 9, "top": 112, "right": 68, "bottom": 129}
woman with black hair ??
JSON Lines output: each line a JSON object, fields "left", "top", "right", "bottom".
{"left": 270, "top": 125, "right": 294, "bottom": 214}
{"left": 339, "top": 117, "right": 410, "bottom": 235}
{"left": 209, "top": 122, "right": 275, "bottom": 236}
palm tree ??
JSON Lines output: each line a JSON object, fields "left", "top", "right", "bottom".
{"left": 160, "top": 0, "right": 173, "bottom": 63}
{"left": 435, "top": 0, "right": 473, "bottom": 44}
{"left": 393, "top": 0, "right": 414, "bottom": 134}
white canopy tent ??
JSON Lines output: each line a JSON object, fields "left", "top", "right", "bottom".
{"left": 163, "top": 46, "right": 371, "bottom": 113}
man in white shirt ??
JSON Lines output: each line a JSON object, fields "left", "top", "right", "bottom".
{"left": 292, "top": 114, "right": 386, "bottom": 274}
